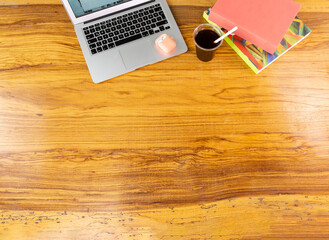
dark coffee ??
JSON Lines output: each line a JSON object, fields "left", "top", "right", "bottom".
{"left": 195, "top": 29, "right": 222, "bottom": 62}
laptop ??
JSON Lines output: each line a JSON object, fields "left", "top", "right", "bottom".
{"left": 61, "top": 0, "right": 188, "bottom": 83}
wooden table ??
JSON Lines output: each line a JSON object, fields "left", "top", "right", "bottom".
{"left": 1, "top": 0, "right": 329, "bottom": 239}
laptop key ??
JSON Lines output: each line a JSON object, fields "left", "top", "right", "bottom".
{"left": 97, "top": 47, "right": 103, "bottom": 52}
{"left": 115, "top": 34, "right": 142, "bottom": 46}
{"left": 103, "top": 45, "right": 108, "bottom": 51}
{"left": 97, "top": 42, "right": 102, "bottom": 46}
{"left": 142, "top": 31, "right": 149, "bottom": 37}
{"left": 165, "top": 26, "right": 170, "bottom": 30}
{"left": 156, "top": 20, "right": 168, "bottom": 26}
{"left": 119, "top": 34, "right": 124, "bottom": 39}
{"left": 86, "top": 34, "right": 94, "bottom": 39}
{"left": 89, "top": 43, "right": 96, "bottom": 49}
{"left": 88, "top": 38, "right": 97, "bottom": 44}
{"left": 113, "top": 36, "right": 119, "bottom": 41}
{"left": 91, "top": 49, "right": 97, "bottom": 55}
{"left": 108, "top": 43, "right": 115, "bottom": 49}
{"left": 149, "top": 29, "right": 154, "bottom": 35}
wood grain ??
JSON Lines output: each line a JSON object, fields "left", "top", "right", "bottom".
{"left": 1, "top": 195, "right": 329, "bottom": 240}
{"left": 0, "top": 0, "right": 329, "bottom": 239}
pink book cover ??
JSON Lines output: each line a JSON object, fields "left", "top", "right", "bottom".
{"left": 209, "top": 0, "right": 301, "bottom": 54}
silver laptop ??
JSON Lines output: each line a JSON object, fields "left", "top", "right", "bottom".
{"left": 61, "top": 0, "right": 188, "bottom": 83}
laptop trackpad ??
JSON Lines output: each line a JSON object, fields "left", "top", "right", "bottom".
{"left": 120, "top": 41, "right": 156, "bottom": 70}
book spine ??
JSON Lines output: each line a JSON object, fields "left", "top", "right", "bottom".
{"left": 203, "top": 11, "right": 259, "bottom": 74}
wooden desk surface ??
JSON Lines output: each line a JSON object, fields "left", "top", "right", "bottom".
{"left": 1, "top": 0, "right": 329, "bottom": 239}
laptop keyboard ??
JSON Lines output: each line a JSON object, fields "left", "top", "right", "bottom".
{"left": 83, "top": 3, "right": 171, "bottom": 55}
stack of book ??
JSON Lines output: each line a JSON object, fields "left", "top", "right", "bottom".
{"left": 203, "top": 1, "right": 311, "bottom": 74}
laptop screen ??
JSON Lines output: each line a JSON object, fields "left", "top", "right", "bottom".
{"left": 68, "top": 0, "right": 133, "bottom": 18}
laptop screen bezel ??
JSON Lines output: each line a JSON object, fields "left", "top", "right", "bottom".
{"left": 61, "top": 0, "right": 151, "bottom": 25}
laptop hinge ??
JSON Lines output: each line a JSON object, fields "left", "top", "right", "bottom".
{"left": 84, "top": 0, "right": 155, "bottom": 25}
